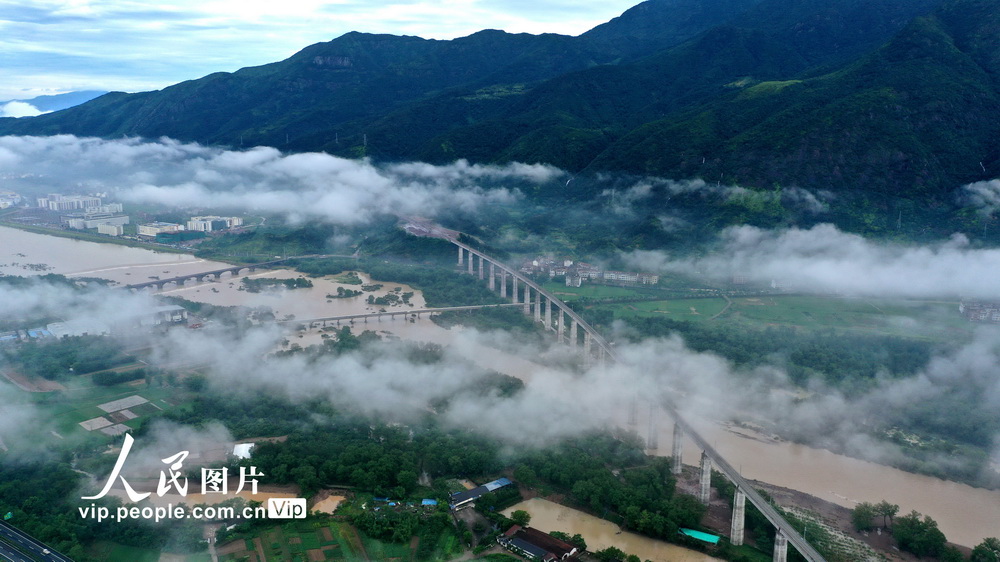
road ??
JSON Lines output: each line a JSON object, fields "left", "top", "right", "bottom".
{"left": 0, "top": 521, "right": 72, "bottom": 562}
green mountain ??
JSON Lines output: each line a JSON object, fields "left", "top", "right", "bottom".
{"left": 592, "top": 0, "right": 1000, "bottom": 199}
{"left": 2, "top": 0, "right": 994, "bottom": 206}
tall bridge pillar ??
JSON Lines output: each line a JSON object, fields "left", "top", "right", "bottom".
{"left": 646, "top": 402, "right": 658, "bottom": 449}
{"left": 672, "top": 423, "right": 684, "bottom": 475}
{"left": 500, "top": 271, "right": 507, "bottom": 298}
{"left": 583, "top": 332, "right": 592, "bottom": 358}
{"left": 570, "top": 320, "right": 578, "bottom": 348}
{"left": 467, "top": 253, "right": 474, "bottom": 274}
{"left": 534, "top": 290, "right": 541, "bottom": 322}
{"left": 731, "top": 489, "right": 746, "bottom": 546}
{"left": 699, "top": 451, "right": 712, "bottom": 504}
{"left": 478, "top": 255, "right": 484, "bottom": 280}
{"left": 544, "top": 297, "right": 551, "bottom": 328}
{"left": 458, "top": 246, "right": 464, "bottom": 266}
{"left": 773, "top": 531, "right": 788, "bottom": 562}
{"left": 489, "top": 263, "right": 496, "bottom": 291}
{"left": 557, "top": 309, "right": 565, "bottom": 342}
{"left": 512, "top": 277, "right": 519, "bottom": 303}
{"left": 523, "top": 285, "right": 530, "bottom": 314}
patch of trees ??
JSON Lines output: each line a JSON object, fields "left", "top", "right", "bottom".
{"left": 294, "top": 258, "right": 503, "bottom": 307}
{"left": 892, "top": 510, "right": 948, "bottom": 558}
{"left": 247, "top": 420, "right": 502, "bottom": 498}
{"left": 474, "top": 486, "right": 524, "bottom": 514}
{"left": 851, "top": 500, "right": 898, "bottom": 532}
{"left": 609, "top": 317, "right": 934, "bottom": 393}
{"left": 1, "top": 335, "right": 134, "bottom": 379}
{"left": 0, "top": 461, "right": 168, "bottom": 562}
{"left": 240, "top": 277, "right": 313, "bottom": 293}
{"left": 515, "top": 433, "right": 705, "bottom": 544}
{"left": 431, "top": 306, "right": 539, "bottom": 335}
{"left": 92, "top": 368, "right": 146, "bottom": 386}
{"left": 970, "top": 537, "right": 1000, "bottom": 562}
{"left": 327, "top": 287, "right": 362, "bottom": 298}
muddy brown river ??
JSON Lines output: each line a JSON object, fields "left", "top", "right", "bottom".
{"left": 6, "top": 226, "right": 999, "bottom": 548}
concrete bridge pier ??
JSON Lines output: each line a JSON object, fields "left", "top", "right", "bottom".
{"left": 458, "top": 246, "right": 464, "bottom": 266}
{"left": 773, "top": 531, "right": 788, "bottom": 562}
{"left": 523, "top": 286, "right": 530, "bottom": 314}
{"left": 500, "top": 271, "right": 507, "bottom": 298}
{"left": 534, "top": 291, "right": 542, "bottom": 322}
{"left": 544, "top": 298, "right": 551, "bottom": 328}
{"left": 570, "top": 320, "right": 578, "bottom": 348}
{"left": 478, "top": 255, "right": 484, "bottom": 280}
{"left": 646, "top": 402, "right": 658, "bottom": 449}
{"left": 558, "top": 309, "right": 565, "bottom": 342}
{"left": 672, "top": 423, "right": 684, "bottom": 475}
{"left": 467, "top": 254, "right": 474, "bottom": 274}
{"left": 489, "top": 263, "right": 496, "bottom": 291}
{"left": 512, "top": 277, "right": 519, "bottom": 304}
{"left": 583, "top": 332, "right": 592, "bottom": 358}
{"left": 731, "top": 489, "right": 746, "bottom": 546}
{"left": 699, "top": 451, "right": 712, "bottom": 504}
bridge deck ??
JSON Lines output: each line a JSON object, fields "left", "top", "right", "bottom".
{"left": 453, "top": 240, "right": 826, "bottom": 562}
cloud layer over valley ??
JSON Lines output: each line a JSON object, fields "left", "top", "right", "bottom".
{"left": 624, "top": 223, "right": 1000, "bottom": 300}
{"left": 0, "top": 135, "right": 562, "bottom": 224}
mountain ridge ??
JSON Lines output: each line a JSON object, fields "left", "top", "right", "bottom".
{"left": 1, "top": 0, "right": 994, "bottom": 207}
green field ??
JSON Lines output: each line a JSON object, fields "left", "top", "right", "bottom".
{"left": 16, "top": 373, "right": 188, "bottom": 442}
{"left": 218, "top": 520, "right": 404, "bottom": 562}
{"left": 599, "top": 294, "right": 974, "bottom": 341}
{"left": 609, "top": 297, "right": 729, "bottom": 321}
{"left": 721, "top": 296, "right": 972, "bottom": 339}
{"left": 542, "top": 282, "right": 661, "bottom": 301}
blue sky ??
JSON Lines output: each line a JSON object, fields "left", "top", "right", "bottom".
{"left": 0, "top": 0, "right": 641, "bottom": 101}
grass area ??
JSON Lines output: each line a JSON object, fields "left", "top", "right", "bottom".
{"left": 23, "top": 375, "right": 186, "bottom": 440}
{"left": 721, "top": 296, "right": 972, "bottom": 340}
{"left": 596, "top": 293, "right": 974, "bottom": 342}
{"left": 358, "top": 533, "right": 411, "bottom": 560}
{"left": 218, "top": 520, "right": 373, "bottom": 562}
{"left": 612, "top": 297, "right": 729, "bottom": 321}
{"left": 87, "top": 542, "right": 162, "bottom": 562}
{"left": 542, "top": 282, "right": 660, "bottom": 301}
{"left": 329, "top": 271, "right": 363, "bottom": 285}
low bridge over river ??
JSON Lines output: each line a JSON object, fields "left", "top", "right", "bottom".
{"left": 123, "top": 254, "right": 350, "bottom": 291}
{"left": 280, "top": 303, "right": 523, "bottom": 327}
{"left": 449, "top": 240, "right": 826, "bottom": 562}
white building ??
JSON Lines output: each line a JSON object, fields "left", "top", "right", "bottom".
{"left": 37, "top": 194, "right": 102, "bottom": 212}
{"left": 68, "top": 215, "right": 130, "bottom": 230}
{"left": 137, "top": 222, "right": 183, "bottom": 236}
{"left": 97, "top": 224, "right": 124, "bottom": 236}
{"left": 0, "top": 191, "right": 21, "bottom": 209}
{"left": 186, "top": 216, "right": 243, "bottom": 232}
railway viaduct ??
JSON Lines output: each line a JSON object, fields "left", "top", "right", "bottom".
{"left": 450, "top": 240, "right": 826, "bottom": 562}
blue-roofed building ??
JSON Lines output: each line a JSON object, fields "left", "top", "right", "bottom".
{"left": 449, "top": 477, "right": 514, "bottom": 509}
{"left": 421, "top": 499, "right": 438, "bottom": 506}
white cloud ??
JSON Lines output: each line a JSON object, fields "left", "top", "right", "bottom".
{"left": 0, "top": 101, "right": 46, "bottom": 118}
{"left": 623, "top": 223, "right": 1000, "bottom": 299}
{"left": 0, "top": 135, "right": 563, "bottom": 223}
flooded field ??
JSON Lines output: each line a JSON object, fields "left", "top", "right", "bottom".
{"left": 503, "top": 498, "right": 721, "bottom": 562}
